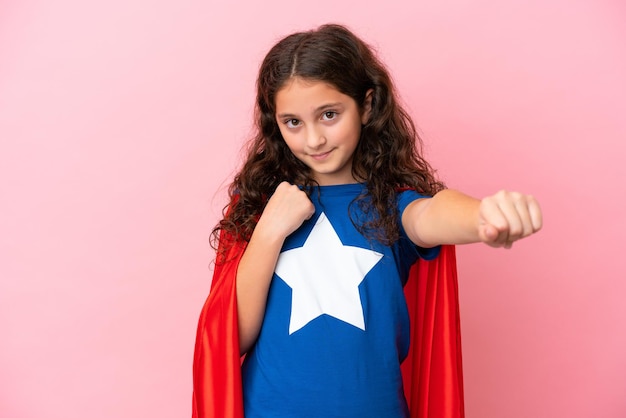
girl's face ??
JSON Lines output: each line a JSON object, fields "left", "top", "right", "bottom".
{"left": 275, "top": 77, "right": 371, "bottom": 186}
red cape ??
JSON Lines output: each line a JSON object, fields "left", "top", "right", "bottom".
{"left": 192, "top": 233, "right": 464, "bottom": 418}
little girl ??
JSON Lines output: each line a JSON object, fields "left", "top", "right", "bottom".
{"left": 192, "top": 24, "right": 542, "bottom": 418}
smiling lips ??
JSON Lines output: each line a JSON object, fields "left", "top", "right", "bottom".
{"left": 309, "top": 149, "right": 333, "bottom": 160}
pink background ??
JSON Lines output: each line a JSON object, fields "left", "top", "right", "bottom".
{"left": 1, "top": 0, "right": 625, "bottom": 417}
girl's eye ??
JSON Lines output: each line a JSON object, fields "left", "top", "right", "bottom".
{"left": 322, "top": 111, "right": 337, "bottom": 121}
{"left": 285, "top": 119, "right": 300, "bottom": 128}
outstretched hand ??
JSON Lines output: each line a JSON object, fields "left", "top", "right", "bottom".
{"left": 478, "top": 190, "right": 542, "bottom": 249}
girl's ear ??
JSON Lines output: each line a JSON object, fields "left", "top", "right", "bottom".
{"left": 361, "top": 89, "right": 374, "bottom": 124}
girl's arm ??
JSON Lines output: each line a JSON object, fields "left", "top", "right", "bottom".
{"left": 235, "top": 182, "right": 315, "bottom": 355}
{"left": 402, "top": 189, "right": 542, "bottom": 249}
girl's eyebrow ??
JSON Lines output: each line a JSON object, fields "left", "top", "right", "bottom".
{"left": 276, "top": 102, "right": 344, "bottom": 119}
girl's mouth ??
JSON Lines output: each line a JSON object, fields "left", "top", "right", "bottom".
{"left": 310, "top": 150, "right": 333, "bottom": 160}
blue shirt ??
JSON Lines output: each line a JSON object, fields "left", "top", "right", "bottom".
{"left": 242, "top": 184, "right": 438, "bottom": 417}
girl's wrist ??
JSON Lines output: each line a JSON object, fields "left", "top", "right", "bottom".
{"left": 252, "top": 219, "right": 289, "bottom": 247}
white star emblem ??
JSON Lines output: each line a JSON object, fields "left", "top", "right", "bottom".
{"left": 275, "top": 213, "right": 383, "bottom": 334}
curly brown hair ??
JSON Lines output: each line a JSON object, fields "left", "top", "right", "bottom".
{"left": 212, "top": 24, "right": 444, "bottom": 253}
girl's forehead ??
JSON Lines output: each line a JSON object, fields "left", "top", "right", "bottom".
{"left": 275, "top": 77, "right": 353, "bottom": 114}
{"left": 278, "top": 77, "right": 338, "bottom": 94}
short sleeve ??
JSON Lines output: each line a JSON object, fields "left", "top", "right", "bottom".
{"left": 396, "top": 189, "right": 440, "bottom": 261}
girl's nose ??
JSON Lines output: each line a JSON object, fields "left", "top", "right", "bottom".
{"left": 306, "top": 127, "right": 327, "bottom": 149}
